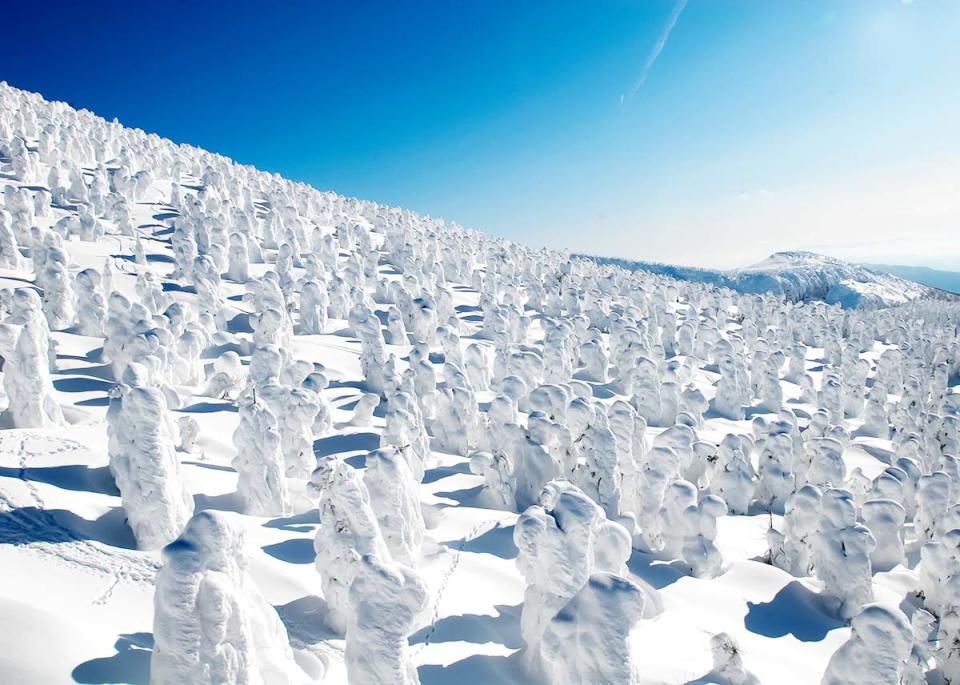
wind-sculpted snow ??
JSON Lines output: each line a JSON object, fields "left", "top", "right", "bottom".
{"left": 1, "top": 81, "right": 960, "bottom": 683}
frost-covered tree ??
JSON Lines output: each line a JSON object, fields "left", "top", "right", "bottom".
{"left": 805, "top": 437, "right": 846, "bottom": 491}
{"left": 860, "top": 499, "right": 905, "bottom": 572}
{"left": 311, "top": 457, "right": 391, "bottom": 634}
{"left": 592, "top": 518, "right": 632, "bottom": 576}
{"left": 813, "top": 488, "right": 876, "bottom": 621}
{"left": 918, "top": 529, "right": 960, "bottom": 618}
{"left": 2, "top": 319, "right": 64, "bottom": 428}
{"left": 937, "top": 572, "right": 960, "bottom": 682}
{"left": 512, "top": 422, "right": 564, "bottom": 511}
{"left": 821, "top": 603, "right": 912, "bottom": 685}
{"left": 381, "top": 390, "right": 430, "bottom": 483}
{"left": 464, "top": 343, "right": 489, "bottom": 391}
{"left": 861, "top": 384, "right": 889, "bottom": 439}
{"left": 345, "top": 554, "right": 427, "bottom": 685}
{"left": 363, "top": 447, "right": 425, "bottom": 565}
{"left": 578, "top": 339, "right": 607, "bottom": 383}
{"left": 755, "top": 428, "right": 795, "bottom": 514}
{"left": 278, "top": 387, "right": 320, "bottom": 479}
{"left": 299, "top": 279, "right": 328, "bottom": 334}
{"left": 39, "top": 239, "right": 75, "bottom": 330}
{"left": 514, "top": 482, "right": 604, "bottom": 649}
{"left": 608, "top": 399, "right": 644, "bottom": 518}
{"left": 916, "top": 471, "right": 952, "bottom": 545}
{"left": 683, "top": 494, "right": 727, "bottom": 579}
{"left": 232, "top": 393, "right": 289, "bottom": 517}
{"left": 769, "top": 484, "right": 821, "bottom": 577}
{"left": 202, "top": 348, "right": 243, "bottom": 398}
{"left": 630, "top": 357, "right": 662, "bottom": 424}
{"left": 660, "top": 479, "right": 698, "bottom": 560}
{"left": 432, "top": 385, "right": 480, "bottom": 457}
{"left": 709, "top": 434, "right": 756, "bottom": 515}
{"left": 572, "top": 407, "right": 621, "bottom": 518}
{"left": 107, "top": 364, "right": 193, "bottom": 550}
{"left": 539, "top": 573, "right": 645, "bottom": 685}
{"left": 151, "top": 510, "right": 308, "bottom": 685}
{"left": 351, "top": 302, "right": 389, "bottom": 395}
{"left": 636, "top": 445, "right": 681, "bottom": 553}
{"left": 75, "top": 267, "right": 106, "bottom": 337}
{"left": 193, "top": 255, "right": 225, "bottom": 331}
{"left": 178, "top": 416, "right": 201, "bottom": 454}
{"left": 386, "top": 305, "right": 407, "bottom": 345}
{"left": 175, "top": 328, "right": 205, "bottom": 387}
{"left": 714, "top": 354, "right": 744, "bottom": 421}
{"left": 708, "top": 632, "right": 760, "bottom": 685}
{"left": 0, "top": 209, "right": 22, "bottom": 269}
{"left": 903, "top": 608, "right": 936, "bottom": 685}
{"left": 226, "top": 231, "right": 250, "bottom": 283}
{"left": 349, "top": 393, "right": 379, "bottom": 427}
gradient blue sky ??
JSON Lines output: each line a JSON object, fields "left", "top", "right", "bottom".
{"left": 4, "top": 1, "right": 959, "bottom": 268}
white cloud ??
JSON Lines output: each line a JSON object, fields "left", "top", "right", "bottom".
{"left": 620, "top": 0, "right": 688, "bottom": 110}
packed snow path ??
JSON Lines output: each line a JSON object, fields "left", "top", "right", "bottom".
{"left": 0, "top": 83, "right": 959, "bottom": 684}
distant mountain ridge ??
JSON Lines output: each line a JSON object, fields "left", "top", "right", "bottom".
{"left": 581, "top": 250, "right": 957, "bottom": 309}
{"left": 863, "top": 263, "right": 960, "bottom": 295}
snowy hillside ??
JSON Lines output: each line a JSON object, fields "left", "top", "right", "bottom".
{"left": 1, "top": 81, "right": 960, "bottom": 685}
{"left": 587, "top": 250, "right": 950, "bottom": 309}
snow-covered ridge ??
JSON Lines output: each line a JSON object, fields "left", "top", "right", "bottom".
{"left": 584, "top": 250, "right": 954, "bottom": 309}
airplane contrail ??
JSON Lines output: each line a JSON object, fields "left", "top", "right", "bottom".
{"left": 619, "top": 0, "right": 688, "bottom": 111}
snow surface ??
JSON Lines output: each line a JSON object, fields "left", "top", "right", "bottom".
{"left": 0, "top": 82, "right": 959, "bottom": 685}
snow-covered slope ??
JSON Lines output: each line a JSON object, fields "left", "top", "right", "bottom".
{"left": 1, "top": 82, "right": 960, "bottom": 685}
{"left": 587, "top": 250, "right": 950, "bottom": 308}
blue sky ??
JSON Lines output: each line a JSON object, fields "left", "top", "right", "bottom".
{"left": 4, "top": 1, "right": 959, "bottom": 268}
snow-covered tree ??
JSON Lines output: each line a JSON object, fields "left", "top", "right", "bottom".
{"left": 107, "top": 363, "right": 193, "bottom": 550}
{"left": 75, "top": 267, "right": 106, "bottom": 337}
{"left": 226, "top": 231, "right": 250, "bottom": 282}
{"left": 860, "top": 498, "right": 905, "bottom": 572}
{"left": 769, "top": 484, "right": 821, "bottom": 577}
{"left": 345, "top": 554, "right": 427, "bottom": 685}
{"left": 299, "top": 279, "right": 328, "bottom": 334}
{"left": 349, "top": 393, "right": 379, "bottom": 427}
{"left": 151, "top": 510, "right": 308, "bottom": 685}
{"left": 683, "top": 494, "right": 727, "bottom": 579}
{"left": 903, "top": 608, "right": 936, "bottom": 685}
{"left": 2, "top": 319, "right": 64, "bottom": 428}
{"left": 709, "top": 433, "right": 756, "bottom": 515}
{"left": 311, "top": 457, "right": 391, "bottom": 634}
{"left": 539, "top": 573, "right": 645, "bottom": 684}
{"left": 813, "top": 488, "right": 876, "bottom": 621}
{"left": 0, "top": 209, "right": 22, "bottom": 269}
{"left": 514, "top": 482, "right": 604, "bottom": 649}
{"left": 821, "top": 603, "right": 912, "bottom": 685}
{"left": 232, "top": 393, "right": 289, "bottom": 517}
{"left": 363, "top": 447, "right": 425, "bottom": 565}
